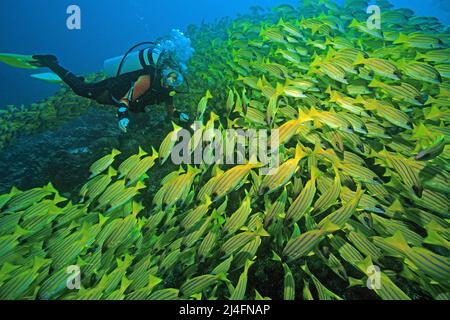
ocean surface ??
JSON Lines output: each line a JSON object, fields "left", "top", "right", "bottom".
{"left": 0, "top": 0, "right": 449, "bottom": 106}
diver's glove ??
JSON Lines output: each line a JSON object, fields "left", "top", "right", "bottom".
{"left": 118, "top": 119, "right": 130, "bottom": 133}
{"left": 172, "top": 110, "right": 193, "bottom": 130}
{"left": 179, "top": 112, "right": 190, "bottom": 122}
{"left": 117, "top": 103, "right": 130, "bottom": 133}
{"left": 173, "top": 110, "right": 190, "bottom": 123}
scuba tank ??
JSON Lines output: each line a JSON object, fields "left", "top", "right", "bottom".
{"left": 103, "top": 43, "right": 161, "bottom": 79}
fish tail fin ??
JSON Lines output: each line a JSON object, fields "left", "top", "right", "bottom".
{"left": 394, "top": 33, "right": 408, "bottom": 44}
{"left": 132, "top": 201, "right": 145, "bottom": 216}
{"left": 9, "top": 186, "right": 21, "bottom": 196}
{"left": 275, "top": 82, "right": 285, "bottom": 96}
{"left": 319, "top": 11, "right": 331, "bottom": 22}
{"left": 53, "top": 193, "right": 67, "bottom": 205}
{"left": 187, "top": 165, "right": 202, "bottom": 176}
{"left": 217, "top": 272, "right": 229, "bottom": 282}
{"left": 368, "top": 78, "right": 381, "bottom": 88}
{"left": 310, "top": 55, "right": 322, "bottom": 67}
{"left": 321, "top": 221, "right": 340, "bottom": 233}
{"left": 298, "top": 108, "right": 314, "bottom": 122}
{"left": 424, "top": 229, "right": 446, "bottom": 247}
{"left": 32, "top": 256, "right": 50, "bottom": 273}
{"left": 333, "top": 165, "right": 341, "bottom": 182}
{"left": 383, "top": 231, "right": 410, "bottom": 253}
{"left": 310, "top": 165, "right": 320, "bottom": 181}
{"left": 172, "top": 121, "right": 182, "bottom": 132}
{"left": 76, "top": 255, "right": 89, "bottom": 269}
{"left": 356, "top": 256, "right": 375, "bottom": 275}
{"left": 355, "top": 94, "right": 367, "bottom": 105}
{"left": 295, "top": 143, "right": 305, "bottom": 160}
{"left": 206, "top": 90, "right": 213, "bottom": 100}
{"left": 325, "top": 85, "right": 333, "bottom": 96}
{"left": 135, "top": 181, "right": 147, "bottom": 191}
{"left": 120, "top": 276, "right": 133, "bottom": 292}
{"left": 203, "top": 194, "right": 213, "bottom": 207}
{"left": 301, "top": 262, "right": 312, "bottom": 275}
{"left": 425, "top": 95, "right": 436, "bottom": 105}
{"left": 311, "top": 25, "right": 320, "bottom": 35}
{"left": 97, "top": 274, "right": 109, "bottom": 289}
{"left": 98, "top": 213, "right": 108, "bottom": 226}
{"left": 244, "top": 259, "right": 255, "bottom": 273}
{"left": 325, "top": 47, "right": 336, "bottom": 61}
{"left": 255, "top": 222, "right": 270, "bottom": 237}
{"left": 353, "top": 52, "right": 366, "bottom": 66}
{"left": 329, "top": 89, "right": 341, "bottom": 103}
{"left": 45, "top": 182, "right": 58, "bottom": 194}
{"left": 348, "top": 277, "right": 364, "bottom": 288}
{"left": 147, "top": 274, "right": 163, "bottom": 289}
{"left": 277, "top": 17, "right": 285, "bottom": 27}
{"left": 349, "top": 19, "right": 360, "bottom": 29}
{"left": 248, "top": 154, "right": 264, "bottom": 168}
{"left": 14, "top": 225, "right": 31, "bottom": 238}
{"left": 307, "top": 106, "right": 319, "bottom": 117}
{"left": 138, "top": 146, "right": 148, "bottom": 158}
{"left": 355, "top": 183, "right": 364, "bottom": 196}
{"left": 111, "top": 148, "right": 121, "bottom": 157}
{"left": 80, "top": 222, "right": 92, "bottom": 241}
{"left": 120, "top": 253, "right": 134, "bottom": 269}
{"left": 210, "top": 111, "right": 220, "bottom": 122}
{"left": 108, "top": 166, "right": 118, "bottom": 177}
{"left": 272, "top": 250, "right": 282, "bottom": 262}
{"left": 415, "top": 52, "right": 426, "bottom": 61}
{"left": 151, "top": 147, "right": 159, "bottom": 160}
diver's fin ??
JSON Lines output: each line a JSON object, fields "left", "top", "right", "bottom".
{"left": 30, "top": 54, "right": 58, "bottom": 67}
{"left": 0, "top": 53, "right": 39, "bottom": 69}
{"left": 30, "top": 72, "right": 63, "bottom": 84}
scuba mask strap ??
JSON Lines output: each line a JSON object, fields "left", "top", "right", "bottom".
{"left": 172, "top": 71, "right": 190, "bottom": 94}
{"left": 154, "top": 49, "right": 166, "bottom": 82}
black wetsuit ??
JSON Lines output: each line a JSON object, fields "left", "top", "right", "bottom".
{"left": 44, "top": 61, "right": 174, "bottom": 113}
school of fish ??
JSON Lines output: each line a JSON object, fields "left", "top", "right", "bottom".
{"left": 0, "top": 0, "right": 449, "bottom": 300}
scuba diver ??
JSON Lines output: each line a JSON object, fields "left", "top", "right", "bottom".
{"left": 1, "top": 30, "right": 194, "bottom": 133}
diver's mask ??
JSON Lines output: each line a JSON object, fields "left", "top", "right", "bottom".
{"left": 162, "top": 68, "right": 184, "bottom": 88}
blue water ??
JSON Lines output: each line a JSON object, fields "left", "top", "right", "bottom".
{"left": 0, "top": 0, "right": 449, "bottom": 107}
